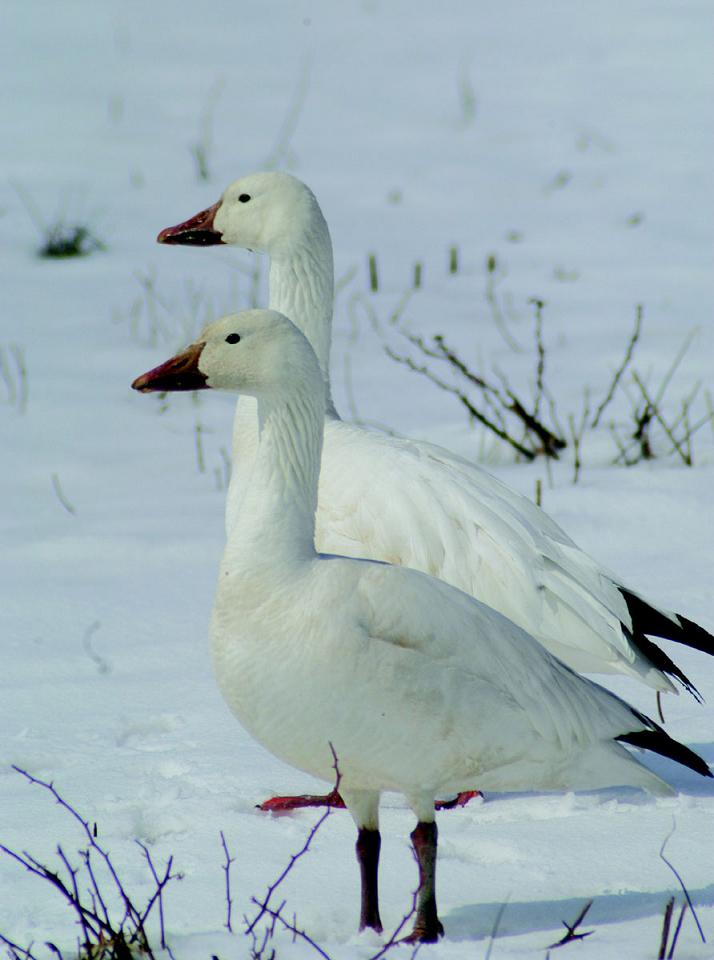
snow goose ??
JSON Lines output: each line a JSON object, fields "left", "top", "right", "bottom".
{"left": 158, "top": 174, "right": 714, "bottom": 691}
{"left": 132, "top": 310, "right": 711, "bottom": 942}
{"left": 158, "top": 174, "right": 714, "bottom": 810}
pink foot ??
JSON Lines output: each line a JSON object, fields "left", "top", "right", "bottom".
{"left": 257, "top": 787, "right": 347, "bottom": 812}
{"left": 434, "top": 790, "right": 482, "bottom": 810}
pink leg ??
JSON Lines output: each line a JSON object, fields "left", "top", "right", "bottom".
{"left": 259, "top": 788, "right": 482, "bottom": 813}
{"left": 257, "top": 787, "right": 346, "bottom": 812}
{"left": 434, "top": 790, "right": 482, "bottom": 810}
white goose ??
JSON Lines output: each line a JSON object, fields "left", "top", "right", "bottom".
{"left": 159, "top": 174, "right": 713, "bottom": 811}
{"left": 132, "top": 310, "right": 711, "bottom": 942}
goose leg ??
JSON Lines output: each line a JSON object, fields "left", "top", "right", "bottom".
{"left": 435, "top": 790, "right": 481, "bottom": 810}
{"left": 258, "top": 788, "right": 480, "bottom": 812}
{"left": 356, "top": 826, "right": 383, "bottom": 932}
{"left": 405, "top": 820, "right": 444, "bottom": 943}
{"left": 341, "top": 789, "right": 383, "bottom": 933}
{"left": 257, "top": 787, "right": 346, "bottom": 812}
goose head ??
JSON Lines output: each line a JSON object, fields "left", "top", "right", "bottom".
{"left": 131, "top": 310, "right": 322, "bottom": 400}
{"left": 157, "top": 172, "right": 323, "bottom": 256}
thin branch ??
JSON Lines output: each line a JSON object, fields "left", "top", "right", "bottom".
{"left": 659, "top": 819, "right": 705, "bottom": 943}
{"left": 530, "top": 298, "right": 546, "bottom": 422}
{"left": 484, "top": 898, "right": 510, "bottom": 960}
{"left": 367, "top": 886, "right": 419, "bottom": 960}
{"left": 245, "top": 745, "right": 342, "bottom": 937}
{"left": 484, "top": 254, "right": 521, "bottom": 351}
{"left": 658, "top": 898, "right": 675, "bottom": 959}
{"left": 220, "top": 831, "right": 235, "bottom": 933}
{"left": 667, "top": 902, "right": 688, "bottom": 960}
{"left": 384, "top": 345, "right": 535, "bottom": 460}
{"left": 631, "top": 373, "right": 691, "bottom": 465}
{"left": 263, "top": 61, "right": 311, "bottom": 171}
{"left": 591, "top": 305, "right": 643, "bottom": 427}
{"left": 136, "top": 842, "right": 178, "bottom": 949}
{"left": 0, "top": 935, "right": 40, "bottom": 960}
{"left": 547, "top": 899, "right": 594, "bottom": 949}
{"left": 248, "top": 901, "right": 333, "bottom": 960}
{"left": 51, "top": 473, "right": 76, "bottom": 515}
{"left": 653, "top": 327, "right": 698, "bottom": 408}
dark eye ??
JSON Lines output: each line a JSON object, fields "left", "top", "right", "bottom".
{"left": 238, "top": 194, "right": 251, "bottom": 203}
{"left": 225, "top": 333, "right": 241, "bottom": 344}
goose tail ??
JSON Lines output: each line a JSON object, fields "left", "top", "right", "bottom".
{"left": 621, "top": 588, "right": 714, "bottom": 700}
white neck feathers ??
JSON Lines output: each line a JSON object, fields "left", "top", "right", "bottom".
{"left": 226, "top": 383, "right": 324, "bottom": 563}
{"left": 268, "top": 213, "right": 335, "bottom": 414}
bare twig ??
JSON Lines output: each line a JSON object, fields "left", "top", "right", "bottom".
{"left": 568, "top": 389, "right": 590, "bottom": 485}
{"left": 484, "top": 898, "right": 510, "bottom": 960}
{"left": 189, "top": 78, "right": 225, "bottom": 182}
{"left": 2, "top": 768, "right": 181, "bottom": 960}
{"left": 384, "top": 345, "right": 536, "bottom": 460}
{"left": 50, "top": 473, "right": 76, "bottom": 515}
{"left": 194, "top": 421, "right": 206, "bottom": 473}
{"left": 367, "top": 886, "right": 419, "bottom": 960}
{"left": 220, "top": 831, "right": 236, "bottom": 933}
{"left": 658, "top": 897, "right": 675, "bottom": 960}
{"left": 659, "top": 820, "right": 705, "bottom": 944}
{"left": 83, "top": 620, "right": 110, "bottom": 675}
{"left": 245, "top": 745, "right": 341, "bottom": 938}
{"left": 484, "top": 254, "right": 521, "bottom": 351}
{"left": 0, "top": 935, "right": 40, "bottom": 960}
{"left": 667, "top": 902, "right": 688, "bottom": 959}
{"left": 263, "top": 61, "right": 311, "bottom": 171}
{"left": 631, "top": 373, "right": 691, "bottom": 465}
{"left": 547, "top": 899, "right": 594, "bottom": 948}
{"left": 591, "top": 305, "right": 643, "bottom": 428}
{"left": 530, "top": 298, "right": 546, "bottom": 422}
{"left": 368, "top": 253, "right": 379, "bottom": 292}
{"left": 247, "top": 901, "right": 333, "bottom": 960}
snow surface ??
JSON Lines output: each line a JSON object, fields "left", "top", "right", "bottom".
{"left": 2, "top": 1, "right": 713, "bottom": 958}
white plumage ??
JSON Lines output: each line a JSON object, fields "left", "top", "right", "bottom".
{"left": 132, "top": 310, "right": 711, "bottom": 941}
{"left": 157, "top": 171, "right": 714, "bottom": 699}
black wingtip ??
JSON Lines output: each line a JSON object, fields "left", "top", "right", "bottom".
{"left": 627, "top": 630, "right": 702, "bottom": 702}
{"left": 620, "top": 589, "right": 714, "bottom": 700}
{"left": 675, "top": 614, "right": 714, "bottom": 656}
{"left": 621, "top": 589, "right": 714, "bottom": 656}
{"left": 617, "top": 728, "right": 712, "bottom": 780}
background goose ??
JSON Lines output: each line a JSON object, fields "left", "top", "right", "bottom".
{"left": 157, "top": 172, "right": 714, "bottom": 701}
{"left": 132, "top": 310, "right": 711, "bottom": 943}
{"left": 159, "top": 174, "right": 713, "bottom": 813}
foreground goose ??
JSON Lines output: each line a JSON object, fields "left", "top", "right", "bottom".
{"left": 132, "top": 310, "right": 711, "bottom": 942}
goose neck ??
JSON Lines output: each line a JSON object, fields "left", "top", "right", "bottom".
{"left": 226, "top": 385, "right": 324, "bottom": 564}
{"left": 269, "top": 234, "right": 336, "bottom": 414}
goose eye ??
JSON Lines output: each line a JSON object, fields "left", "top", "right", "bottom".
{"left": 238, "top": 194, "right": 251, "bottom": 203}
{"left": 225, "top": 333, "right": 241, "bottom": 344}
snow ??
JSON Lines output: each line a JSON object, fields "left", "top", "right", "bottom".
{"left": 2, "top": 1, "right": 713, "bottom": 957}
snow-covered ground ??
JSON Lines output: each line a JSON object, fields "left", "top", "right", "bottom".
{"left": 2, "top": 2, "right": 713, "bottom": 957}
